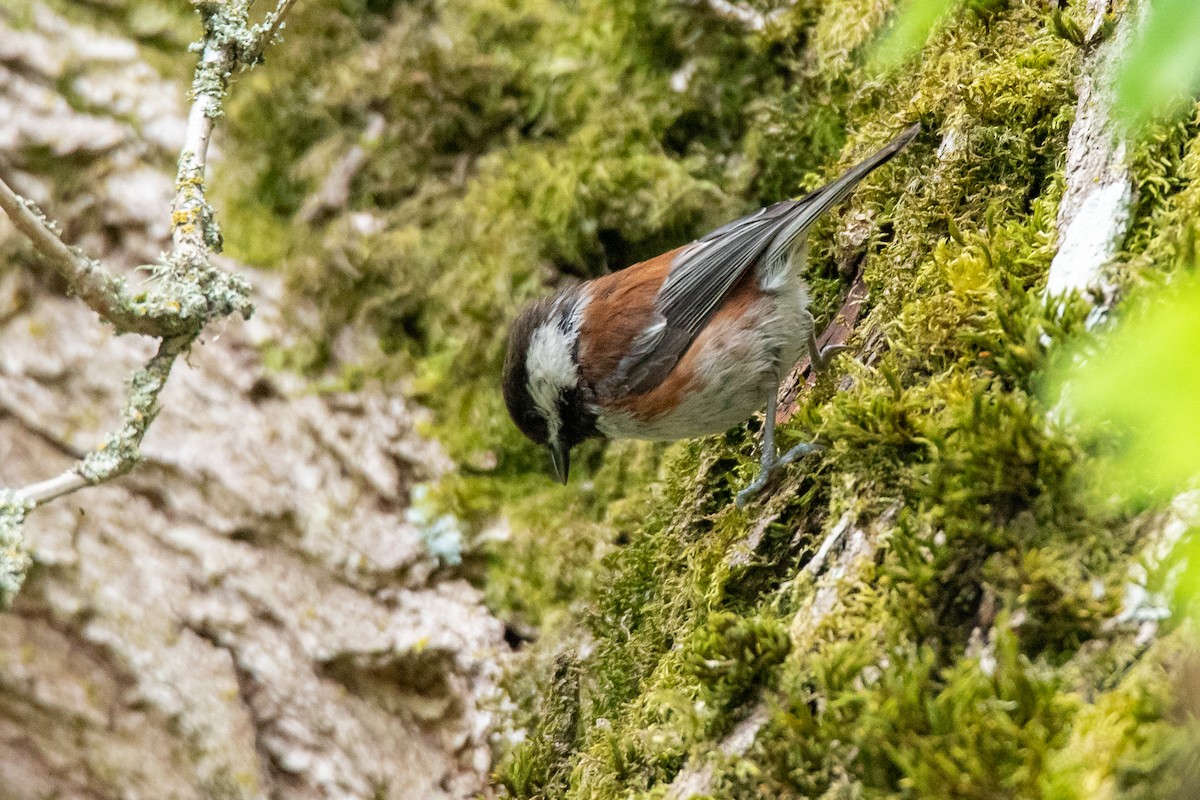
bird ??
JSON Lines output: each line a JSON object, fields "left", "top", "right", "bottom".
{"left": 502, "top": 123, "right": 919, "bottom": 506}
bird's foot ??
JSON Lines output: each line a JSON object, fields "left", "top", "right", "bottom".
{"left": 735, "top": 442, "right": 825, "bottom": 508}
{"left": 804, "top": 310, "right": 849, "bottom": 374}
{"left": 810, "top": 343, "right": 849, "bottom": 373}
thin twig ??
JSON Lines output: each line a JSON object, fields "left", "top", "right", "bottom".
{"left": 0, "top": 174, "right": 181, "bottom": 337}
{"left": 171, "top": 36, "right": 232, "bottom": 255}
{"left": 246, "top": 0, "right": 299, "bottom": 64}
{"left": 13, "top": 334, "right": 186, "bottom": 507}
{"left": 13, "top": 472, "right": 87, "bottom": 507}
{"left": 1, "top": 0, "right": 290, "bottom": 604}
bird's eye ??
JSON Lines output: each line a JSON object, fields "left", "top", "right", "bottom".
{"left": 518, "top": 407, "right": 548, "bottom": 443}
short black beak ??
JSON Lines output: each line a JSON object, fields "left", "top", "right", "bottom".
{"left": 549, "top": 444, "right": 569, "bottom": 485}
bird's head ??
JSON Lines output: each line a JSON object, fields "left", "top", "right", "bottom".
{"left": 502, "top": 291, "right": 598, "bottom": 483}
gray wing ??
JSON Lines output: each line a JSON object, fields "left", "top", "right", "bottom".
{"left": 606, "top": 123, "right": 921, "bottom": 398}
{"left": 599, "top": 201, "right": 801, "bottom": 396}
{"left": 658, "top": 199, "right": 806, "bottom": 333}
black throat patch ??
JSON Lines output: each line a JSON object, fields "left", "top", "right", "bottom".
{"left": 502, "top": 297, "right": 554, "bottom": 445}
{"left": 557, "top": 384, "right": 600, "bottom": 450}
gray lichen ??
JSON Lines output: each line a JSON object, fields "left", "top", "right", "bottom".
{"left": 78, "top": 337, "right": 183, "bottom": 484}
{"left": 172, "top": 151, "right": 226, "bottom": 254}
{"left": 145, "top": 249, "right": 254, "bottom": 324}
{"left": 0, "top": 0, "right": 282, "bottom": 608}
{"left": 187, "top": 1, "right": 256, "bottom": 120}
{"left": 0, "top": 491, "right": 32, "bottom": 608}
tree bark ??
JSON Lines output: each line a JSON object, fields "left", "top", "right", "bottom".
{"left": 0, "top": 6, "right": 503, "bottom": 798}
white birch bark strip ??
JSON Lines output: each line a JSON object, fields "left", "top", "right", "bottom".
{"left": 1045, "top": 0, "right": 1137, "bottom": 303}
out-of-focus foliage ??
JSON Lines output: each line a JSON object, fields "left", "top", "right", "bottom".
{"left": 869, "top": 0, "right": 953, "bottom": 70}
{"left": 1116, "top": 0, "right": 1200, "bottom": 129}
{"left": 868, "top": 0, "right": 1016, "bottom": 72}
{"left": 1066, "top": 273, "right": 1200, "bottom": 499}
{"left": 1062, "top": 268, "right": 1200, "bottom": 649}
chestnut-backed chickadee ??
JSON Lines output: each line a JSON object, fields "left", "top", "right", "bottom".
{"left": 503, "top": 124, "right": 919, "bottom": 505}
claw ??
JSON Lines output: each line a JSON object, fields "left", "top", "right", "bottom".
{"left": 806, "top": 312, "right": 849, "bottom": 374}
{"left": 735, "top": 441, "right": 825, "bottom": 508}
{"left": 811, "top": 343, "right": 849, "bottom": 373}
{"left": 778, "top": 441, "right": 825, "bottom": 466}
{"left": 735, "top": 472, "right": 771, "bottom": 509}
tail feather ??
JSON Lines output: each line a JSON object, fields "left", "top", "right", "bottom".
{"left": 767, "top": 122, "right": 921, "bottom": 255}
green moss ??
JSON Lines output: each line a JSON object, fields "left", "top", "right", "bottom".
{"left": 683, "top": 612, "right": 790, "bottom": 709}
{"left": 854, "top": 627, "right": 1076, "bottom": 798}
{"left": 501, "top": 653, "right": 585, "bottom": 799}
{"left": 212, "top": 0, "right": 1200, "bottom": 797}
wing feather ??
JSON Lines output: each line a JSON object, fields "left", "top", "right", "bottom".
{"left": 606, "top": 123, "right": 920, "bottom": 398}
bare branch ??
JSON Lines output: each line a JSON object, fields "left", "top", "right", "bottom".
{"left": 12, "top": 473, "right": 87, "bottom": 507}
{"left": 0, "top": 174, "right": 185, "bottom": 337}
{"left": 246, "top": 0, "right": 300, "bottom": 64}
{"left": 0, "top": 0, "right": 292, "bottom": 605}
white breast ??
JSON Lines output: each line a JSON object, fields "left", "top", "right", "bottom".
{"left": 596, "top": 276, "right": 811, "bottom": 441}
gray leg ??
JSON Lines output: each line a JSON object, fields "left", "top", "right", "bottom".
{"left": 736, "top": 378, "right": 824, "bottom": 508}
{"left": 805, "top": 309, "right": 847, "bottom": 373}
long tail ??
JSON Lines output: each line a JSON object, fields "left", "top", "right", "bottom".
{"left": 766, "top": 122, "right": 921, "bottom": 255}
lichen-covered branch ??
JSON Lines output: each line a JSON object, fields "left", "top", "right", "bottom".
{"left": 0, "top": 175, "right": 184, "bottom": 337}
{"left": 246, "top": 0, "right": 299, "bottom": 64}
{"left": 0, "top": 0, "right": 293, "bottom": 606}
{"left": 81, "top": 336, "right": 187, "bottom": 481}
{"left": 4, "top": 329, "right": 183, "bottom": 521}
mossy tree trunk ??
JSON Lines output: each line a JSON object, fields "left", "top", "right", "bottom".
{"left": 218, "top": 0, "right": 1199, "bottom": 797}
{"left": 4, "top": 0, "right": 1198, "bottom": 798}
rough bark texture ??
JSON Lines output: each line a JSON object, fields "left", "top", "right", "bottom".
{"left": 5, "top": 0, "right": 1200, "bottom": 798}
{"left": 0, "top": 5, "right": 503, "bottom": 799}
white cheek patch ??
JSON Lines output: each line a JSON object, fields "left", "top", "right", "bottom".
{"left": 527, "top": 325, "right": 574, "bottom": 436}
{"left": 525, "top": 296, "right": 589, "bottom": 439}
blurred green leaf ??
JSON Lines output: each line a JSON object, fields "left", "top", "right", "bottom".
{"left": 867, "top": 0, "right": 1200, "bottom": 130}
{"left": 1117, "top": 0, "right": 1200, "bottom": 129}
{"left": 868, "top": 0, "right": 955, "bottom": 71}
{"left": 1066, "top": 273, "right": 1200, "bottom": 495}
